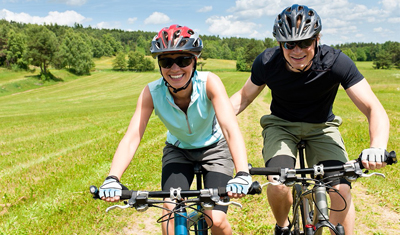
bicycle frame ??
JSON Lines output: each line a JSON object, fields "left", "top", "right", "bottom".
{"left": 175, "top": 163, "right": 208, "bottom": 235}
{"left": 294, "top": 140, "right": 345, "bottom": 235}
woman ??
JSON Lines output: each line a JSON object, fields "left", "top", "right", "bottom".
{"left": 99, "top": 24, "right": 252, "bottom": 235}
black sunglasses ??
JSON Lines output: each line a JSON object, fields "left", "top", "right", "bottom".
{"left": 158, "top": 56, "right": 194, "bottom": 69}
{"left": 282, "top": 37, "right": 316, "bottom": 50}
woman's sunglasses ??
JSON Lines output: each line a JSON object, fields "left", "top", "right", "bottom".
{"left": 282, "top": 37, "right": 316, "bottom": 50}
{"left": 158, "top": 56, "right": 194, "bottom": 69}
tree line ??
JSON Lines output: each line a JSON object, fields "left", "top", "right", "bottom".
{"left": 0, "top": 19, "right": 398, "bottom": 79}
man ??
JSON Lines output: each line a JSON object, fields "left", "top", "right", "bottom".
{"left": 230, "top": 4, "right": 389, "bottom": 235}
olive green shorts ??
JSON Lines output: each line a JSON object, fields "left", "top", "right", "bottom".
{"left": 260, "top": 115, "right": 348, "bottom": 167}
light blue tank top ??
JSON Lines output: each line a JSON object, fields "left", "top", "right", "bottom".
{"left": 148, "top": 71, "right": 222, "bottom": 149}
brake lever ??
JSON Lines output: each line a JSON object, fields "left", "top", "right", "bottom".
{"left": 106, "top": 204, "right": 131, "bottom": 212}
{"left": 261, "top": 181, "right": 282, "bottom": 187}
{"left": 216, "top": 200, "right": 243, "bottom": 208}
{"left": 361, "top": 172, "right": 386, "bottom": 178}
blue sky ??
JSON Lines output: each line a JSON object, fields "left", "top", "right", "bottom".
{"left": 1, "top": 0, "right": 399, "bottom": 46}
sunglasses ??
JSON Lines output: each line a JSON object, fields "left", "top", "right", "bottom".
{"left": 158, "top": 56, "right": 194, "bottom": 69}
{"left": 282, "top": 37, "right": 316, "bottom": 50}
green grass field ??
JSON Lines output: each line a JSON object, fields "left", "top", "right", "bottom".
{"left": 0, "top": 59, "right": 399, "bottom": 234}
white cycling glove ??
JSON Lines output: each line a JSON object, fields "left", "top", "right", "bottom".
{"left": 99, "top": 176, "right": 126, "bottom": 198}
{"left": 226, "top": 171, "right": 252, "bottom": 195}
{"left": 360, "top": 147, "right": 387, "bottom": 163}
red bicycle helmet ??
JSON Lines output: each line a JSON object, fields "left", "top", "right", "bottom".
{"left": 273, "top": 4, "right": 322, "bottom": 42}
{"left": 150, "top": 24, "right": 203, "bottom": 58}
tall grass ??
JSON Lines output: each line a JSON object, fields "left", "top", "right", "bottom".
{"left": 0, "top": 59, "right": 398, "bottom": 234}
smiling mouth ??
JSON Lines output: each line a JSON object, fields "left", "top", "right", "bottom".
{"left": 170, "top": 74, "right": 184, "bottom": 80}
{"left": 291, "top": 55, "right": 306, "bottom": 61}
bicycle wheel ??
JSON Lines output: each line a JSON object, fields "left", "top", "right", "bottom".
{"left": 292, "top": 184, "right": 305, "bottom": 235}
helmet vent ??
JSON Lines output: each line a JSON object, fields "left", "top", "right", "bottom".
{"left": 298, "top": 6, "right": 304, "bottom": 11}
{"left": 286, "top": 16, "right": 292, "bottom": 29}
{"left": 178, "top": 39, "right": 188, "bottom": 47}
{"left": 193, "top": 39, "right": 199, "bottom": 47}
{"left": 286, "top": 7, "right": 291, "bottom": 12}
{"left": 188, "top": 30, "right": 194, "bottom": 35}
{"left": 309, "top": 10, "right": 314, "bottom": 16}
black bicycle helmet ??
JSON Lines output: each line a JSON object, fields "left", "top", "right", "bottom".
{"left": 150, "top": 24, "right": 203, "bottom": 58}
{"left": 273, "top": 4, "right": 322, "bottom": 42}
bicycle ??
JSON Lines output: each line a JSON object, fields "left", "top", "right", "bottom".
{"left": 90, "top": 164, "right": 242, "bottom": 235}
{"left": 247, "top": 141, "right": 397, "bottom": 235}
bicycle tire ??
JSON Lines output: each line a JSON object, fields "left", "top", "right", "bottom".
{"left": 292, "top": 184, "right": 305, "bottom": 235}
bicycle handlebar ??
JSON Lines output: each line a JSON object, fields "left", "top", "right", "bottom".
{"left": 247, "top": 150, "right": 397, "bottom": 195}
{"left": 89, "top": 186, "right": 242, "bottom": 212}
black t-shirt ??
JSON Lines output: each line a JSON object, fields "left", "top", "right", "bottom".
{"left": 250, "top": 45, "right": 364, "bottom": 123}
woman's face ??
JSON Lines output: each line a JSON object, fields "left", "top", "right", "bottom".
{"left": 158, "top": 53, "right": 195, "bottom": 89}
{"left": 281, "top": 38, "right": 318, "bottom": 72}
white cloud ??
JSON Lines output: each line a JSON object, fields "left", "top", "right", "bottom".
{"left": 51, "top": 0, "right": 88, "bottom": 6}
{"left": 0, "top": 9, "right": 88, "bottom": 25}
{"left": 144, "top": 12, "right": 171, "bottom": 25}
{"left": 198, "top": 6, "right": 212, "bottom": 13}
{"left": 95, "top": 21, "right": 121, "bottom": 30}
{"left": 373, "top": 27, "right": 383, "bottom": 32}
{"left": 206, "top": 15, "right": 259, "bottom": 37}
{"left": 128, "top": 17, "right": 137, "bottom": 24}
{"left": 388, "top": 17, "right": 400, "bottom": 23}
{"left": 379, "top": 0, "right": 400, "bottom": 11}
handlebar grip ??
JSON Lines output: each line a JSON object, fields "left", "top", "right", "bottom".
{"left": 90, "top": 185, "right": 100, "bottom": 199}
{"left": 121, "top": 190, "right": 133, "bottom": 200}
{"left": 218, "top": 187, "right": 228, "bottom": 197}
{"left": 247, "top": 181, "right": 262, "bottom": 195}
{"left": 89, "top": 185, "right": 134, "bottom": 200}
{"left": 358, "top": 150, "right": 397, "bottom": 169}
{"left": 387, "top": 151, "right": 397, "bottom": 165}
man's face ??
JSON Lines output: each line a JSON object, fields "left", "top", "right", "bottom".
{"left": 281, "top": 37, "right": 318, "bottom": 72}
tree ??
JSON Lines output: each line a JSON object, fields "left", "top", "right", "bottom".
{"left": 264, "top": 38, "right": 277, "bottom": 49}
{"left": 102, "top": 33, "right": 122, "bottom": 56}
{"left": 356, "top": 48, "right": 367, "bottom": 61}
{"left": 127, "top": 51, "right": 155, "bottom": 71}
{"left": 342, "top": 49, "right": 357, "bottom": 61}
{"left": 91, "top": 37, "right": 104, "bottom": 58}
{"left": 127, "top": 51, "right": 141, "bottom": 70}
{"left": 58, "top": 29, "right": 94, "bottom": 74}
{"left": 113, "top": 52, "right": 127, "bottom": 70}
{"left": 25, "top": 25, "right": 58, "bottom": 77}
{"left": 6, "top": 29, "right": 28, "bottom": 69}
{"left": 0, "top": 20, "right": 10, "bottom": 66}
{"left": 236, "top": 39, "right": 265, "bottom": 71}
{"left": 235, "top": 47, "right": 249, "bottom": 71}
{"left": 373, "top": 50, "right": 392, "bottom": 69}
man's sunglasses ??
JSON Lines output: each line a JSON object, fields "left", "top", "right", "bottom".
{"left": 158, "top": 56, "right": 194, "bottom": 69}
{"left": 282, "top": 37, "right": 316, "bottom": 50}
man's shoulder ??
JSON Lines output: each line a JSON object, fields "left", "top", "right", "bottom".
{"left": 313, "top": 45, "right": 342, "bottom": 70}
{"left": 259, "top": 46, "right": 281, "bottom": 63}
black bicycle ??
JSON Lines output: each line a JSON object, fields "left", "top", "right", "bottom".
{"left": 247, "top": 141, "right": 397, "bottom": 235}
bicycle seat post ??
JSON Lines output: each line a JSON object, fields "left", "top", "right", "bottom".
{"left": 194, "top": 163, "right": 203, "bottom": 190}
{"left": 297, "top": 140, "right": 307, "bottom": 178}
{"left": 193, "top": 163, "right": 207, "bottom": 234}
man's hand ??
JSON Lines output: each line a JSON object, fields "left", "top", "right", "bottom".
{"left": 360, "top": 147, "right": 387, "bottom": 170}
